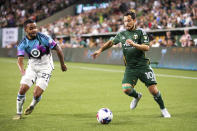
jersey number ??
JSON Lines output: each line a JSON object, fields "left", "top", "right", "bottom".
{"left": 145, "top": 72, "right": 156, "bottom": 81}
{"left": 41, "top": 73, "right": 51, "bottom": 82}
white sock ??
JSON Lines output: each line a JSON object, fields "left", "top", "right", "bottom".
{"left": 30, "top": 96, "right": 42, "bottom": 107}
{"left": 16, "top": 94, "right": 25, "bottom": 114}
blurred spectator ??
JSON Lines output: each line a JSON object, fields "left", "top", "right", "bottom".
{"left": 79, "top": 37, "right": 87, "bottom": 48}
{"left": 179, "top": 29, "right": 194, "bottom": 47}
{"left": 194, "top": 38, "right": 197, "bottom": 46}
{"left": 70, "top": 36, "right": 80, "bottom": 48}
{"left": 149, "top": 34, "right": 160, "bottom": 47}
{"left": 88, "top": 37, "right": 97, "bottom": 48}
{"left": 39, "top": 0, "right": 196, "bottom": 37}
{"left": 164, "top": 31, "right": 176, "bottom": 47}
{"left": 0, "top": 0, "right": 77, "bottom": 27}
{"left": 191, "top": 1, "right": 197, "bottom": 25}
{"left": 5, "top": 41, "right": 18, "bottom": 49}
{"left": 58, "top": 38, "right": 66, "bottom": 49}
{"left": 150, "top": 39, "right": 160, "bottom": 48}
{"left": 1, "top": 0, "right": 197, "bottom": 48}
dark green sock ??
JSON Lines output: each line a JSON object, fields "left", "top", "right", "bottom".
{"left": 153, "top": 91, "right": 165, "bottom": 109}
{"left": 126, "top": 88, "right": 139, "bottom": 98}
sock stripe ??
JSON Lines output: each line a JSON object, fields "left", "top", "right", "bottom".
{"left": 34, "top": 95, "right": 42, "bottom": 101}
{"left": 17, "top": 94, "right": 25, "bottom": 99}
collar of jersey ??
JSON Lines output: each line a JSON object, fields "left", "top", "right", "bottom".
{"left": 25, "top": 35, "right": 37, "bottom": 40}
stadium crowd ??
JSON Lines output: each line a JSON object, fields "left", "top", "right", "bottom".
{"left": 1, "top": 0, "right": 196, "bottom": 48}
{"left": 38, "top": 0, "right": 196, "bottom": 48}
{"left": 0, "top": 0, "right": 77, "bottom": 27}
{"left": 39, "top": 0, "right": 197, "bottom": 36}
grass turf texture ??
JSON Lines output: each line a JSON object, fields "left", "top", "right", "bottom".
{"left": 0, "top": 57, "right": 197, "bottom": 131}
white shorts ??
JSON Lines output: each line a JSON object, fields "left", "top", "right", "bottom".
{"left": 20, "top": 64, "right": 53, "bottom": 91}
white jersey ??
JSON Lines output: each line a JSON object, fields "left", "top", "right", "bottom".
{"left": 17, "top": 32, "right": 57, "bottom": 90}
{"left": 28, "top": 54, "right": 54, "bottom": 70}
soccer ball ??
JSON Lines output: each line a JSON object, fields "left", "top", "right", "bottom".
{"left": 96, "top": 108, "right": 113, "bottom": 124}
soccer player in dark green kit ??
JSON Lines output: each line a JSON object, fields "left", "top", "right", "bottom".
{"left": 91, "top": 10, "right": 171, "bottom": 118}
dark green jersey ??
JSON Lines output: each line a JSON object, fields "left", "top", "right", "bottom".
{"left": 111, "top": 28, "right": 150, "bottom": 68}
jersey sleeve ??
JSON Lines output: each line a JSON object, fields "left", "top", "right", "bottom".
{"left": 17, "top": 41, "right": 25, "bottom": 57}
{"left": 48, "top": 39, "right": 57, "bottom": 49}
{"left": 140, "top": 29, "right": 149, "bottom": 45}
{"left": 111, "top": 33, "right": 121, "bottom": 45}
{"left": 39, "top": 33, "right": 57, "bottom": 49}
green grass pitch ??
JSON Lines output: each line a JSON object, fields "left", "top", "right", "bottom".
{"left": 0, "top": 57, "right": 197, "bottom": 131}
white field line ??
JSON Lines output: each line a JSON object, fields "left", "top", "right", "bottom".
{"left": 0, "top": 59, "right": 196, "bottom": 80}
{"left": 70, "top": 66, "right": 197, "bottom": 80}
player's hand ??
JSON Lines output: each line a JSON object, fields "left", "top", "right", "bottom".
{"left": 126, "top": 39, "right": 135, "bottom": 46}
{"left": 61, "top": 64, "right": 67, "bottom": 72}
{"left": 91, "top": 49, "right": 102, "bottom": 59}
{"left": 20, "top": 69, "right": 25, "bottom": 76}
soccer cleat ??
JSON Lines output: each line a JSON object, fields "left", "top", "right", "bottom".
{"left": 12, "top": 114, "right": 22, "bottom": 120}
{"left": 161, "top": 108, "right": 171, "bottom": 118}
{"left": 24, "top": 106, "right": 34, "bottom": 115}
{"left": 130, "top": 93, "right": 142, "bottom": 109}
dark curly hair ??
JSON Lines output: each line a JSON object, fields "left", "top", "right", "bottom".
{"left": 24, "top": 19, "right": 35, "bottom": 27}
{"left": 124, "top": 9, "right": 136, "bottom": 19}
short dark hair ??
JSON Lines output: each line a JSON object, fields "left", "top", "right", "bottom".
{"left": 24, "top": 19, "right": 35, "bottom": 27}
{"left": 124, "top": 9, "right": 136, "bottom": 19}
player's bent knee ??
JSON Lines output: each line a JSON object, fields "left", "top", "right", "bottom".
{"left": 34, "top": 86, "right": 44, "bottom": 99}
{"left": 148, "top": 84, "right": 159, "bottom": 95}
{"left": 122, "top": 83, "right": 132, "bottom": 93}
{"left": 19, "top": 84, "right": 30, "bottom": 95}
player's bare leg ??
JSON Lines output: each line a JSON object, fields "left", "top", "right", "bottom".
{"left": 148, "top": 84, "right": 171, "bottom": 118}
{"left": 122, "top": 83, "right": 142, "bottom": 109}
{"left": 24, "top": 86, "right": 43, "bottom": 115}
{"left": 13, "top": 84, "right": 29, "bottom": 120}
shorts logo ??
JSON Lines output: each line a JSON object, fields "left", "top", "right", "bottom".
{"left": 31, "top": 49, "right": 40, "bottom": 58}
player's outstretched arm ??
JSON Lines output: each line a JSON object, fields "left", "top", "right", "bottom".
{"left": 55, "top": 44, "right": 67, "bottom": 72}
{"left": 126, "top": 39, "right": 150, "bottom": 51}
{"left": 17, "top": 57, "right": 25, "bottom": 76}
{"left": 91, "top": 40, "right": 113, "bottom": 59}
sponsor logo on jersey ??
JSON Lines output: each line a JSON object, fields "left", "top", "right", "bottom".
{"left": 31, "top": 48, "right": 41, "bottom": 58}
{"left": 123, "top": 42, "right": 135, "bottom": 49}
{"left": 123, "top": 42, "right": 130, "bottom": 47}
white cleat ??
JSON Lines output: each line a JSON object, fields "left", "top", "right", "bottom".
{"left": 130, "top": 93, "right": 142, "bottom": 109}
{"left": 161, "top": 108, "right": 171, "bottom": 118}
{"left": 12, "top": 114, "right": 22, "bottom": 120}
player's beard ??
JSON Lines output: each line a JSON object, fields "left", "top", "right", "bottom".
{"left": 127, "top": 24, "right": 135, "bottom": 31}
{"left": 27, "top": 33, "right": 36, "bottom": 40}
{"left": 29, "top": 32, "right": 37, "bottom": 39}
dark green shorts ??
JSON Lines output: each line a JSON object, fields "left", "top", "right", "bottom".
{"left": 122, "top": 66, "right": 157, "bottom": 88}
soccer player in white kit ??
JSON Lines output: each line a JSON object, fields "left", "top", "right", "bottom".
{"left": 13, "top": 19, "right": 67, "bottom": 120}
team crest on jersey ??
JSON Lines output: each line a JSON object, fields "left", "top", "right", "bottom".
{"left": 144, "top": 35, "right": 148, "bottom": 40}
{"left": 133, "top": 34, "right": 138, "bottom": 39}
{"left": 31, "top": 48, "right": 41, "bottom": 58}
{"left": 143, "top": 35, "right": 149, "bottom": 42}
